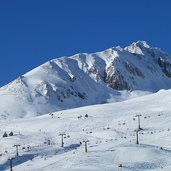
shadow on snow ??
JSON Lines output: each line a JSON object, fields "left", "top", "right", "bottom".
{"left": 0, "top": 144, "right": 80, "bottom": 171}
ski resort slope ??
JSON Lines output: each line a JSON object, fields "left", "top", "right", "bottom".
{"left": 1, "top": 89, "right": 171, "bottom": 170}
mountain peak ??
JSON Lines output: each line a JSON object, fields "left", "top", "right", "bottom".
{"left": 1, "top": 41, "right": 171, "bottom": 119}
{"left": 124, "top": 40, "right": 150, "bottom": 55}
{"left": 133, "top": 40, "right": 150, "bottom": 48}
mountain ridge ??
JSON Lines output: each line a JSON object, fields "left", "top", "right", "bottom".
{"left": 1, "top": 41, "right": 171, "bottom": 119}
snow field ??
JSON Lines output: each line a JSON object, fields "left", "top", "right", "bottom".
{"left": 1, "top": 89, "right": 171, "bottom": 170}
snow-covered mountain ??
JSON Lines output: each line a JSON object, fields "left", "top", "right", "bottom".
{"left": 1, "top": 41, "right": 171, "bottom": 118}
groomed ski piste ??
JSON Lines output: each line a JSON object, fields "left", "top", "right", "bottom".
{"left": 1, "top": 89, "right": 171, "bottom": 171}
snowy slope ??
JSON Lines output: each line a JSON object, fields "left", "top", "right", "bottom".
{"left": 0, "top": 41, "right": 171, "bottom": 118}
{"left": 1, "top": 89, "right": 171, "bottom": 170}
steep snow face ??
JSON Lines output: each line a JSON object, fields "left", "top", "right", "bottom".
{"left": 0, "top": 41, "right": 171, "bottom": 118}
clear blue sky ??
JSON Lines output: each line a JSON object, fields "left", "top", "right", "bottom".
{"left": 0, "top": 0, "right": 171, "bottom": 86}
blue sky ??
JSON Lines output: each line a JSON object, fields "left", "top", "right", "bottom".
{"left": 0, "top": 0, "right": 171, "bottom": 86}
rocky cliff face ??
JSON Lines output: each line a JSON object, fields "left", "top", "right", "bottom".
{"left": 0, "top": 41, "right": 171, "bottom": 119}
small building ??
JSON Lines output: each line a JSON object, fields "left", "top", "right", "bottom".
{"left": 2, "top": 132, "right": 8, "bottom": 138}
{"left": 9, "top": 131, "right": 14, "bottom": 136}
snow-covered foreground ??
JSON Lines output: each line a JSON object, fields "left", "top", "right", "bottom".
{"left": 1, "top": 89, "right": 171, "bottom": 170}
